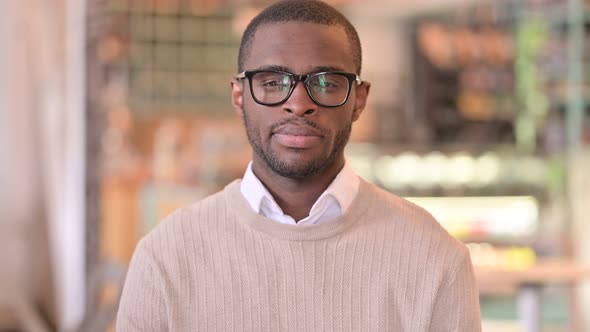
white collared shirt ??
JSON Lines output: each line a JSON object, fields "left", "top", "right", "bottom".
{"left": 240, "top": 161, "right": 359, "bottom": 225}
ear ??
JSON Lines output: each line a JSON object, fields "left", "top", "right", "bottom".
{"left": 230, "top": 79, "right": 245, "bottom": 117}
{"left": 352, "top": 81, "right": 371, "bottom": 122}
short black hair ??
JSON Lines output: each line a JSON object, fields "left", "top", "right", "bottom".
{"left": 238, "top": 0, "right": 362, "bottom": 74}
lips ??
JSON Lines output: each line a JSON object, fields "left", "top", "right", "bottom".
{"left": 272, "top": 125, "right": 323, "bottom": 149}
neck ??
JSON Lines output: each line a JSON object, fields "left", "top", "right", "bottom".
{"left": 251, "top": 157, "right": 344, "bottom": 222}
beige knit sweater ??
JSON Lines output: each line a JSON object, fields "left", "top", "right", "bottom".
{"left": 117, "top": 179, "right": 481, "bottom": 331}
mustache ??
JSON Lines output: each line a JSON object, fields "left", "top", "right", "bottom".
{"left": 270, "top": 118, "right": 326, "bottom": 134}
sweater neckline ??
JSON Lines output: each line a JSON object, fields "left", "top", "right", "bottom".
{"left": 223, "top": 178, "right": 371, "bottom": 241}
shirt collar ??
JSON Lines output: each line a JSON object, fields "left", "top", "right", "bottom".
{"left": 240, "top": 162, "right": 281, "bottom": 215}
{"left": 314, "top": 161, "right": 358, "bottom": 215}
{"left": 240, "top": 161, "right": 359, "bottom": 218}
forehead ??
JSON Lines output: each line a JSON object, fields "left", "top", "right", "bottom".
{"left": 245, "top": 22, "right": 355, "bottom": 73}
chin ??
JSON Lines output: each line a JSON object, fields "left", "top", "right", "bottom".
{"left": 270, "top": 165, "right": 323, "bottom": 179}
{"left": 267, "top": 155, "right": 335, "bottom": 179}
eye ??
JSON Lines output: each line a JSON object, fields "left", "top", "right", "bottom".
{"left": 261, "top": 79, "right": 289, "bottom": 87}
{"left": 318, "top": 75, "right": 339, "bottom": 88}
{"left": 255, "top": 72, "right": 291, "bottom": 89}
{"left": 309, "top": 74, "right": 344, "bottom": 92}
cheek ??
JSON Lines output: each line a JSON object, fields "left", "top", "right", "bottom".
{"left": 325, "top": 111, "right": 354, "bottom": 132}
{"left": 244, "top": 107, "right": 273, "bottom": 140}
{"left": 245, "top": 101, "right": 284, "bottom": 134}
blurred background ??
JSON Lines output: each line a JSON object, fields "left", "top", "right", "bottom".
{"left": 1, "top": 0, "right": 590, "bottom": 331}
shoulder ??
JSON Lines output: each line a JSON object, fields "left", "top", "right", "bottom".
{"left": 361, "top": 180, "right": 467, "bottom": 254}
{"left": 137, "top": 182, "right": 235, "bottom": 258}
{"left": 360, "top": 180, "right": 438, "bottom": 226}
{"left": 360, "top": 181, "right": 471, "bottom": 278}
{"left": 361, "top": 181, "right": 432, "bottom": 218}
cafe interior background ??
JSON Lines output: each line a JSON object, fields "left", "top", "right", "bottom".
{"left": 2, "top": 0, "right": 590, "bottom": 331}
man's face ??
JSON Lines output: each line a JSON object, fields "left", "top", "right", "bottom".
{"left": 231, "top": 22, "right": 370, "bottom": 179}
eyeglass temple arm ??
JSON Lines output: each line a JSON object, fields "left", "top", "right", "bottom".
{"left": 355, "top": 75, "right": 363, "bottom": 85}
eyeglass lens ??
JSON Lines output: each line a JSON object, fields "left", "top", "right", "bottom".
{"left": 250, "top": 72, "right": 351, "bottom": 106}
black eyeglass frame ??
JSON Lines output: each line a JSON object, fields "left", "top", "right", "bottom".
{"left": 236, "top": 69, "right": 363, "bottom": 108}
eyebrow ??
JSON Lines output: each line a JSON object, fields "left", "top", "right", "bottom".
{"left": 252, "top": 65, "right": 291, "bottom": 72}
{"left": 251, "top": 65, "right": 349, "bottom": 74}
{"left": 311, "top": 65, "right": 347, "bottom": 73}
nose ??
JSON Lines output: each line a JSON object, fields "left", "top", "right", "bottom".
{"left": 282, "top": 81, "right": 317, "bottom": 116}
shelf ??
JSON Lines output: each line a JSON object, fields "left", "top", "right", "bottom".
{"left": 517, "top": 2, "right": 590, "bottom": 25}
{"left": 476, "top": 259, "right": 590, "bottom": 295}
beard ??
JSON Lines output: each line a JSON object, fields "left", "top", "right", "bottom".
{"left": 243, "top": 110, "right": 352, "bottom": 179}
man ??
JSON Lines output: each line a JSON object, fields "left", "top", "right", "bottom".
{"left": 117, "top": 1, "right": 481, "bottom": 331}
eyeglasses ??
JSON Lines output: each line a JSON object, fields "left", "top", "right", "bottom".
{"left": 236, "top": 70, "right": 362, "bottom": 108}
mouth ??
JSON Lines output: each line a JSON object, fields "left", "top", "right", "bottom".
{"left": 272, "top": 125, "right": 323, "bottom": 149}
